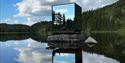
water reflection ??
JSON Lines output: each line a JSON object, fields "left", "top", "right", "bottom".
{"left": 0, "top": 39, "right": 53, "bottom": 63}
{"left": 0, "top": 33, "right": 124, "bottom": 63}
{"left": 0, "top": 33, "right": 29, "bottom": 42}
{"left": 16, "top": 41, "right": 52, "bottom": 63}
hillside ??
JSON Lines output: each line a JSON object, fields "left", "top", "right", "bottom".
{"left": 0, "top": 23, "right": 30, "bottom": 33}
{"left": 82, "top": 0, "right": 125, "bottom": 31}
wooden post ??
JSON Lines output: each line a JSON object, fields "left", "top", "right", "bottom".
{"left": 75, "top": 49, "right": 82, "bottom": 63}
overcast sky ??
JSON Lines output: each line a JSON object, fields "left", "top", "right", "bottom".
{"left": 0, "top": 0, "right": 118, "bottom": 26}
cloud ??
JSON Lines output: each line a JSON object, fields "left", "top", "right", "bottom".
{"left": 55, "top": 60, "right": 69, "bottom": 63}
{"left": 55, "top": 9, "right": 68, "bottom": 14}
{"left": 56, "top": 53, "right": 69, "bottom": 57}
{"left": 15, "top": 0, "right": 118, "bottom": 25}
{"left": 83, "top": 52, "right": 120, "bottom": 63}
{"left": 15, "top": 39, "right": 53, "bottom": 63}
{"left": 15, "top": 0, "right": 72, "bottom": 25}
{"left": 17, "top": 49, "right": 52, "bottom": 63}
{"left": 76, "top": 0, "right": 119, "bottom": 11}
{"left": 15, "top": 0, "right": 69, "bottom": 17}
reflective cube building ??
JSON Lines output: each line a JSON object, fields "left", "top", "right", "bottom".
{"left": 52, "top": 3, "right": 82, "bottom": 31}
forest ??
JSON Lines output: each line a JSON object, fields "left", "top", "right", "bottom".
{"left": 81, "top": 0, "right": 125, "bottom": 31}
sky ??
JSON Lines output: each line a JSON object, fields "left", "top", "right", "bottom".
{"left": 0, "top": 0, "right": 27, "bottom": 25}
{"left": 0, "top": 0, "right": 118, "bottom": 26}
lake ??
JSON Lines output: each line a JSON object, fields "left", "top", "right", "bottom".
{"left": 0, "top": 33, "right": 124, "bottom": 63}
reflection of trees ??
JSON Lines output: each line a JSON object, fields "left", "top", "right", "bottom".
{"left": 0, "top": 33, "right": 29, "bottom": 41}
{"left": 53, "top": 12, "right": 63, "bottom": 25}
{"left": 53, "top": 11, "right": 75, "bottom": 30}
{"left": 66, "top": 19, "right": 73, "bottom": 30}
{"left": 82, "top": 33, "right": 125, "bottom": 63}
{"left": 53, "top": 11, "right": 73, "bottom": 25}
{"left": 63, "top": 14, "right": 65, "bottom": 24}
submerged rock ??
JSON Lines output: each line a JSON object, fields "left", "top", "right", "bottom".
{"left": 47, "top": 34, "right": 85, "bottom": 42}
{"left": 85, "top": 36, "right": 98, "bottom": 47}
{"left": 47, "top": 34, "right": 85, "bottom": 49}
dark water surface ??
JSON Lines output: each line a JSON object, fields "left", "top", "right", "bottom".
{"left": 0, "top": 33, "right": 124, "bottom": 63}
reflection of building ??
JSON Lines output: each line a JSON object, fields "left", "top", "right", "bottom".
{"left": 54, "top": 13, "right": 64, "bottom": 25}
{"left": 46, "top": 48, "right": 82, "bottom": 63}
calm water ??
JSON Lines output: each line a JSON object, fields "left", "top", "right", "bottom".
{"left": 0, "top": 33, "right": 124, "bottom": 63}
